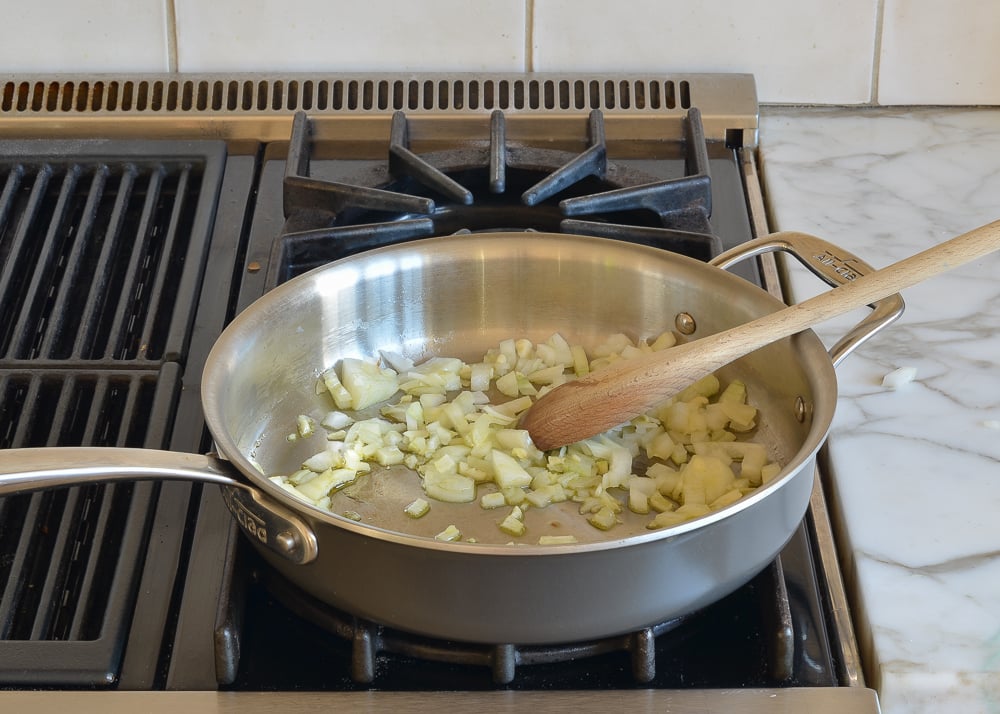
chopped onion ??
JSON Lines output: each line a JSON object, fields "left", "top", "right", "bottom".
{"left": 270, "top": 331, "right": 780, "bottom": 541}
{"left": 404, "top": 498, "right": 430, "bottom": 518}
{"left": 881, "top": 366, "right": 918, "bottom": 389}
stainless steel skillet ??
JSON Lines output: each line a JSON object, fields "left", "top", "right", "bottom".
{"left": 0, "top": 231, "right": 900, "bottom": 644}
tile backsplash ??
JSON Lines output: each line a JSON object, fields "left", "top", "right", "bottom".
{"left": 2, "top": 0, "right": 998, "bottom": 106}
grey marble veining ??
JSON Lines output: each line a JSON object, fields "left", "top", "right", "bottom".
{"left": 759, "top": 107, "right": 1000, "bottom": 714}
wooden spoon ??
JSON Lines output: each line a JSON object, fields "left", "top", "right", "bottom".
{"left": 521, "top": 219, "right": 1000, "bottom": 451}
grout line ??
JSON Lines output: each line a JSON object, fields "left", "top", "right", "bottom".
{"left": 870, "top": 0, "right": 886, "bottom": 105}
{"left": 165, "top": 0, "right": 179, "bottom": 73}
{"left": 525, "top": 0, "right": 535, "bottom": 72}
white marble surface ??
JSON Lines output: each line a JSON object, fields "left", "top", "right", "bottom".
{"left": 759, "top": 107, "right": 1000, "bottom": 714}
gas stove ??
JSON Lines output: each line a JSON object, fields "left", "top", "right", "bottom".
{"left": 0, "top": 73, "right": 877, "bottom": 712}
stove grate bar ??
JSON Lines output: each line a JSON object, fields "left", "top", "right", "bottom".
{"left": 389, "top": 111, "right": 473, "bottom": 205}
{"left": 6, "top": 166, "right": 83, "bottom": 359}
{"left": 269, "top": 218, "right": 436, "bottom": 289}
{"left": 559, "top": 108, "right": 712, "bottom": 224}
{"left": 38, "top": 167, "right": 111, "bottom": 359}
{"left": 488, "top": 110, "right": 505, "bottom": 194}
{"left": 128, "top": 165, "right": 193, "bottom": 362}
{"left": 283, "top": 175, "right": 434, "bottom": 220}
{"left": 101, "top": 165, "right": 167, "bottom": 362}
{"left": 521, "top": 110, "right": 606, "bottom": 206}
{"left": 0, "top": 163, "right": 53, "bottom": 356}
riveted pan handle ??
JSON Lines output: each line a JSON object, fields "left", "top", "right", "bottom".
{"left": 710, "top": 231, "right": 905, "bottom": 366}
{"left": 0, "top": 447, "right": 318, "bottom": 565}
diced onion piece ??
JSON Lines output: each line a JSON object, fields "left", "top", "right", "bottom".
{"left": 404, "top": 498, "right": 430, "bottom": 518}
{"left": 709, "top": 489, "right": 743, "bottom": 510}
{"left": 538, "top": 535, "right": 578, "bottom": 546}
{"left": 628, "top": 476, "right": 657, "bottom": 514}
{"left": 320, "top": 368, "right": 353, "bottom": 409}
{"left": 302, "top": 448, "right": 341, "bottom": 473}
{"left": 495, "top": 371, "right": 520, "bottom": 398}
{"left": 491, "top": 450, "right": 532, "bottom": 489}
{"left": 296, "top": 414, "right": 316, "bottom": 438}
{"left": 296, "top": 467, "right": 358, "bottom": 501}
{"left": 649, "top": 330, "right": 677, "bottom": 351}
{"left": 380, "top": 350, "right": 414, "bottom": 372}
{"left": 434, "top": 525, "right": 461, "bottom": 541}
{"left": 423, "top": 472, "right": 476, "bottom": 503}
{"left": 881, "top": 366, "right": 917, "bottom": 389}
{"left": 469, "top": 362, "right": 492, "bottom": 392}
{"left": 499, "top": 507, "right": 526, "bottom": 536}
{"left": 480, "top": 491, "right": 507, "bottom": 509}
{"left": 761, "top": 463, "right": 782, "bottom": 485}
{"left": 587, "top": 505, "right": 618, "bottom": 531}
{"left": 322, "top": 410, "right": 354, "bottom": 430}
{"left": 340, "top": 357, "right": 399, "bottom": 410}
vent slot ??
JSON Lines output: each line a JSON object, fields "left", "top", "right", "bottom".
{"left": 1, "top": 76, "right": 695, "bottom": 115}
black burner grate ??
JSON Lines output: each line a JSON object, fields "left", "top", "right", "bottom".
{"left": 266, "top": 108, "right": 720, "bottom": 287}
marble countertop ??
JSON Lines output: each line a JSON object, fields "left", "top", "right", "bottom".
{"left": 758, "top": 107, "right": 1000, "bottom": 714}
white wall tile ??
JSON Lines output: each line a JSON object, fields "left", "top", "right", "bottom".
{"left": 531, "top": 0, "right": 879, "bottom": 105}
{"left": 878, "top": 0, "right": 1000, "bottom": 105}
{"left": 0, "top": 0, "right": 170, "bottom": 73}
{"left": 175, "top": 0, "right": 526, "bottom": 73}
{"left": 3, "top": 0, "right": 996, "bottom": 107}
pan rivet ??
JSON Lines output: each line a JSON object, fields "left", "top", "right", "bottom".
{"left": 247, "top": 260, "right": 262, "bottom": 273}
{"left": 275, "top": 531, "right": 297, "bottom": 553}
{"left": 675, "top": 312, "right": 696, "bottom": 335}
{"left": 794, "top": 396, "right": 809, "bottom": 423}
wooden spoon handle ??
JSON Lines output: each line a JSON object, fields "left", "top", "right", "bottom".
{"left": 523, "top": 219, "right": 1000, "bottom": 450}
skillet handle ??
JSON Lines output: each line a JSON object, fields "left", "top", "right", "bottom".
{"left": 0, "top": 447, "right": 318, "bottom": 565}
{"left": 710, "top": 231, "right": 905, "bottom": 366}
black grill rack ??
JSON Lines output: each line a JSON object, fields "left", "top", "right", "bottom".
{"left": 0, "top": 141, "right": 226, "bottom": 686}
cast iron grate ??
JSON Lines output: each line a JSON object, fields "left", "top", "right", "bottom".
{"left": 0, "top": 369, "right": 176, "bottom": 685}
{"left": 267, "top": 107, "right": 719, "bottom": 287}
{"left": 0, "top": 141, "right": 224, "bottom": 366}
{"left": 0, "top": 139, "right": 227, "bottom": 686}
{"left": 226, "top": 550, "right": 811, "bottom": 690}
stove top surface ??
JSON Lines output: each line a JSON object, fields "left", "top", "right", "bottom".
{"left": 0, "top": 74, "right": 870, "bottom": 707}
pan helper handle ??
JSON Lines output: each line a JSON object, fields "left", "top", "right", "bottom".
{"left": 711, "top": 231, "right": 905, "bottom": 366}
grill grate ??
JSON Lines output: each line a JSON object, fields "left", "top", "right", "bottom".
{"left": 0, "top": 145, "right": 222, "bottom": 364}
{"left": 0, "top": 370, "right": 175, "bottom": 684}
{"left": 0, "top": 139, "right": 226, "bottom": 686}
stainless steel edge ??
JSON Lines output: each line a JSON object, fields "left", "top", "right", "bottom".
{"left": 0, "top": 688, "right": 880, "bottom": 713}
{"left": 809, "top": 466, "right": 869, "bottom": 688}
{"left": 740, "top": 149, "right": 871, "bottom": 690}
